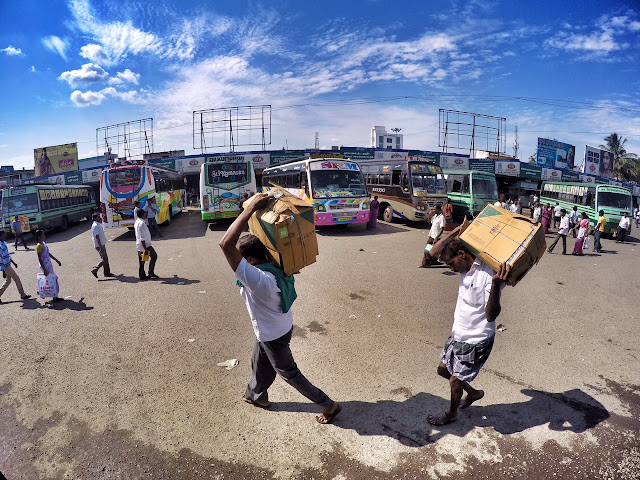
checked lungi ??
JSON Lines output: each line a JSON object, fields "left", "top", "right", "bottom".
{"left": 440, "top": 335, "right": 495, "bottom": 382}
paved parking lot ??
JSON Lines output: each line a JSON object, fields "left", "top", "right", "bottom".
{"left": 1, "top": 209, "right": 639, "bottom": 479}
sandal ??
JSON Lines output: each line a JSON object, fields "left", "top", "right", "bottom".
{"left": 242, "top": 396, "right": 271, "bottom": 409}
{"left": 316, "top": 403, "right": 342, "bottom": 424}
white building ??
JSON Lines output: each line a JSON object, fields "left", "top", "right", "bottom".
{"left": 371, "top": 126, "right": 403, "bottom": 149}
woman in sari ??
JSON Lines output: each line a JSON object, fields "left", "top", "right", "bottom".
{"left": 571, "top": 212, "right": 589, "bottom": 255}
{"left": 541, "top": 203, "right": 552, "bottom": 234}
{"left": 367, "top": 196, "right": 380, "bottom": 229}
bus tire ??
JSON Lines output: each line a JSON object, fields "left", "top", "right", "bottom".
{"left": 61, "top": 216, "right": 69, "bottom": 231}
{"left": 383, "top": 205, "right": 394, "bottom": 223}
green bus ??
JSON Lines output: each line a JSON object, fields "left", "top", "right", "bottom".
{"left": 443, "top": 170, "right": 499, "bottom": 219}
{"left": 2, "top": 184, "right": 97, "bottom": 234}
{"left": 539, "top": 181, "right": 632, "bottom": 234}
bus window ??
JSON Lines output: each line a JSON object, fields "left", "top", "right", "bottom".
{"left": 392, "top": 170, "right": 402, "bottom": 186}
{"left": 462, "top": 175, "right": 470, "bottom": 194}
{"left": 450, "top": 177, "right": 462, "bottom": 193}
{"left": 401, "top": 173, "right": 409, "bottom": 192}
{"left": 381, "top": 173, "right": 390, "bottom": 185}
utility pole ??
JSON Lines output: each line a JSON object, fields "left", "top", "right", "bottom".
{"left": 315, "top": 132, "right": 319, "bottom": 150}
{"left": 513, "top": 124, "right": 519, "bottom": 159}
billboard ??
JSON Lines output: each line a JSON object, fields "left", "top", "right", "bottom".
{"left": 439, "top": 155, "right": 469, "bottom": 170}
{"left": 34, "top": 143, "right": 78, "bottom": 177}
{"left": 536, "top": 138, "right": 576, "bottom": 170}
{"left": 495, "top": 160, "right": 521, "bottom": 177}
{"left": 583, "top": 145, "right": 615, "bottom": 178}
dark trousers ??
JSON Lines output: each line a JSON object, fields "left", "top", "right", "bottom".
{"left": 548, "top": 233, "right": 567, "bottom": 254}
{"left": 14, "top": 232, "right": 27, "bottom": 249}
{"left": 93, "top": 246, "right": 111, "bottom": 275}
{"left": 148, "top": 217, "right": 162, "bottom": 237}
{"left": 138, "top": 246, "right": 157, "bottom": 278}
{"left": 245, "top": 328, "right": 334, "bottom": 408}
{"left": 616, "top": 228, "right": 627, "bottom": 243}
{"left": 594, "top": 231, "right": 603, "bottom": 252}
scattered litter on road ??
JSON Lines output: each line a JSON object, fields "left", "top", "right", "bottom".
{"left": 349, "top": 315, "right": 357, "bottom": 319}
{"left": 377, "top": 315, "right": 382, "bottom": 318}
{"left": 188, "top": 338, "right": 196, "bottom": 343}
{"left": 64, "top": 296, "right": 72, "bottom": 299}
{"left": 168, "top": 258, "right": 174, "bottom": 261}
{"left": 497, "top": 324, "right": 507, "bottom": 332}
{"left": 217, "top": 359, "right": 239, "bottom": 370}
{"left": 102, "top": 314, "right": 106, "bottom": 317}
{"left": 359, "top": 248, "right": 364, "bottom": 251}
{"left": 177, "top": 281, "right": 185, "bottom": 285}
{"left": 199, "top": 291, "right": 207, "bottom": 294}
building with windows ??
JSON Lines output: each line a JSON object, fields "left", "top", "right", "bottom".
{"left": 371, "top": 126, "right": 403, "bottom": 150}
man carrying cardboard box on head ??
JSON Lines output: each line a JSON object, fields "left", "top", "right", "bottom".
{"left": 219, "top": 193, "right": 341, "bottom": 424}
{"left": 425, "top": 227, "right": 511, "bottom": 426}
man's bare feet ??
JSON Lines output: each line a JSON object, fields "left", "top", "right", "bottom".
{"left": 428, "top": 411, "right": 457, "bottom": 425}
{"left": 316, "top": 402, "right": 342, "bottom": 424}
{"left": 460, "top": 390, "right": 484, "bottom": 409}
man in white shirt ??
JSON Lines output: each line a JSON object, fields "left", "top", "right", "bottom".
{"left": 426, "top": 229, "right": 510, "bottom": 426}
{"left": 553, "top": 203, "right": 562, "bottom": 229}
{"left": 134, "top": 209, "right": 158, "bottom": 280}
{"left": 219, "top": 193, "right": 341, "bottom": 424}
{"left": 494, "top": 200, "right": 502, "bottom": 208}
{"left": 509, "top": 201, "right": 518, "bottom": 214}
{"left": 569, "top": 206, "right": 579, "bottom": 238}
{"left": 90, "top": 213, "right": 114, "bottom": 278}
{"left": 548, "top": 209, "right": 570, "bottom": 254}
{"left": 616, "top": 213, "right": 631, "bottom": 243}
{"left": 532, "top": 203, "right": 542, "bottom": 223}
{"left": 143, "top": 196, "right": 163, "bottom": 238}
{"left": 420, "top": 205, "right": 445, "bottom": 267}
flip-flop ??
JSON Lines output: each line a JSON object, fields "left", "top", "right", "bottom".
{"left": 316, "top": 404, "right": 342, "bottom": 424}
{"left": 242, "top": 396, "right": 271, "bottom": 409}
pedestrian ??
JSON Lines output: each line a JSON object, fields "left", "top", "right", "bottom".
{"left": 571, "top": 212, "right": 590, "bottom": 255}
{"left": 443, "top": 198, "right": 454, "bottom": 231}
{"left": 516, "top": 199, "right": 523, "bottom": 214}
{"left": 144, "top": 196, "right": 163, "bottom": 238}
{"left": 133, "top": 201, "right": 143, "bottom": 222}
{"left": 90, "top": 213, "right": 114, "bottom": 278}
{"left": 569, "top": 206, "right": 579, "bottom": 239}
{"left": 420, "top": 204, "right": 445, "bottom": 267}
{"left": 615, "top": 213, "right": 631, "bottom": 243}
{"left": 219, "top": 193, "right": 341, "bottom": 424}
{"left": 0, "top": 231, "right": 31, "bottom": 303}
{"left": 541, "top": 204, "right": 552, "bottom": 234}
{"left": 35, "top": 229, "right": 63, "bottom": 303}
{"left": 548, "top": 209, "right": 569, "bottom": 254}
{"left": 532, "top": 203, "right": 542, "bottom": 223}
{"left": 367, "top": 196, "right": 380, "bottom": 229}
{"left": 501, "top": 198, "right": 507, "bottom": 209}
{"left": 634, "top": 207, "right": 639, "bottom": 228}
{"left": 134, "top": 209, "right": 158, "bottom": 281}
{"left": 11, "top": 218, "right": 29, "bottom": 250}
{"left": 533, "top": 194, "right": 539, "bottom": 205}
{"left": 509, "top": 200, "right": 518, "bottom": 214}
{"left": 493, "top": 199, "right": 502, "bottom": 208}
{"left": 593, "top": 210, "right": 606, "bottom": 253}
{"left": 426, "top": 229, "right": 511, "bottom": 425}
{"left": 553, "top": 203, "right": 562, "bottom": 229}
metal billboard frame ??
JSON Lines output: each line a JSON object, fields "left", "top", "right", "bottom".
{"left": 439, "top": 109, "right": 506, "bottom": 157}
{"left": 96, "top": 118, "right": 153, "bottom": 163}
{"left": 193, "top": 105, "right": 271, "bottom": 153}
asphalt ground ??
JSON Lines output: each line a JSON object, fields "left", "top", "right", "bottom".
{"left": 1, "top": 208, "right": 639, "bottom": 479}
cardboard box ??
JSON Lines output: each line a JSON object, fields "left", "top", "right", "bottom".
{"left": 459, "top": 204, "right": 546, "bottom": 286}
{"left": 244, "top": 188, "right": 318, "bottom": 276}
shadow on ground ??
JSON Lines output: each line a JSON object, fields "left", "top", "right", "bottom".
{"left": 316, "top": 222, "right": 412, "bottom": 237}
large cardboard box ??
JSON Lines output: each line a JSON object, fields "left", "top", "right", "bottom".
{"left": 244, "top": 188, "right": 318, "bottom": 276}
{"left": 459, "top": 204, "right": 546, "bottom": 286}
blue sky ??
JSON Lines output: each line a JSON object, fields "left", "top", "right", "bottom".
{"left": 1, "top": 0, "right": 640, "bottom": 170}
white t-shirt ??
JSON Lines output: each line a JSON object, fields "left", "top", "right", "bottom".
{"left": 554, "top": 205, "right": 562, "bottom": 217}
{"left": 494, "top": 201, "right": 502, "bottom": 208}
{"left": 619, "top": 217, "right": 631, "bottom": 229}
{"left": 134, "top": 217, "right": 152, "bottom": 252}
{"left": 533, "top": 207, "right": 541, "bottom": 222}
{"left": 558, "top": 216, "right": 570, "bottom": 235}
{"left": 569, "top": 209, "right": 579, "bottom": 223}
{"left": 91, "top": 221, "right": 107, "bottom": 248}
{"left": 509, "top": 204, "right": 518, "bottom": 213}
{"left": 235, "top": 258, "right": 293, "bottom": 342}
{"left": 429, "top": 213, "right": 445, "bottom": 240}
{"left": 452, "top": 259, "right": 504, "bottom": 344}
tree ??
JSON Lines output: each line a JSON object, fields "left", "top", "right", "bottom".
{"left": 601, "top": 133, "right": 639, "bottom": 182}
{"left": 528, "top": 152, "right": 537, "bottom": 164}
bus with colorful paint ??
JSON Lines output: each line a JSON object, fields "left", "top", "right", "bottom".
{"left": 359, "top": 157, "right": 447, "bottom": 223}
{"left": 443, "top": 169, "right": 499, "bottom": 220}
{"left": 199, "top": 156, "right": 256, "bottom": 220}
{"left": 539, "top": 181, "right": 632, "bottom": 235}
{"left": 99, "top": 162, "right": 185, "bottom": 229}
{"left": 261, "top": 157, "right": 370, "bottom": 225}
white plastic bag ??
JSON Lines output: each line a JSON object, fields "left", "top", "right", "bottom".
{"left": 582, "top": 236, "right": 589, "bottom": 250}
{"left": 37, "top": 273, "right": 59, "bottom": 299}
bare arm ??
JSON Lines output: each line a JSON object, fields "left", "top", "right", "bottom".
{"left": 49, "top": 253, "right": 61, "bottom": 266}
{"left": 219, "top": 193, "right": 270, "bottom": 272}
{"left": 485, "top": 263, "right": 511, "bottom": 323}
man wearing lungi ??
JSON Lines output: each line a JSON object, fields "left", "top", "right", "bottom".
{"left": 427, "top": 229, "right": 511, "bottom": 425}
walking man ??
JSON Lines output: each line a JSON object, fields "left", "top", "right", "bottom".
{"left": 593, "top": 210, "right": 606, "bottom": 253}
{"left": 420, "top": 204, "right": 445, "bottom": 267}
{"left": 553, "top": 202, "right": 562, "bottom": 230}
{"left": 90, "top": 213, "right": 114, "bottom": 278}
{"left": 134, "top": 209, "right": 158, "bottom": 280}
{"left": 11, "top": 218, "right": 29, "bottom": 250}
{"left": 219, "top": 193, "right": 341, "bottom": 424}
{"left": 426, "top": 228, "right": 511, "bottom": 425}
{"left": 0, "top": 231, "right": 31, "bottom": 303}
{"left": 144, "top": 197, "right": 163, "bottom": 238}
{"left": 569, "top": 206, "right": 579, "bottom": 238}
{"left": 615, "top": 212, "right": 631, "bottom": 243}
{"left": 548, "top": 209, "right": 569, "bottom": 254}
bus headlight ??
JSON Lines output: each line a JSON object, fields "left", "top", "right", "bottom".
{"left": 315, "top": 203, "right": 326, "bottom": 212}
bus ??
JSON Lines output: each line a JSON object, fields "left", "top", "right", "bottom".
{"left": 261, "top": 157, "right": 370, "bottom": 226}
{"left": 443, "top": 170, "right": 499, "bottom": 219}
{"left": 199, "top": 156, "right": 256, "bottom": 221}
{"left": 2, "top": 184, "right": 96, "bottom": 234}
{"left": 99, "top": 162, "right": 185, "bottom": 229}
{"left": 360, "top": 157, "right": 447, "bottom": 223}
{"left": 539, "top": 181, "right": 632, "bottom": 235}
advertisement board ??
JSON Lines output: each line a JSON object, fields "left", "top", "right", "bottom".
{"left": 520, "top": 163, "right": 542, "bottom": 180}
{"left": 34, "top": 143, "right": 79, "bottom": 177}
{"left": 583, "top": 145, "right": 615, "bottom": 178}
{"left": 439, "top": 155, "right": 469, "bottom": 170}
{"left": 374, "top": 150, "right": 407, "bottom": 160}
{"left": 579, "top": 174, "right": 596, "bottom": 185}
{"left": 561, "top": 170, "right": 581, "bottom": 182}
{"left": 536, "top": 138, "right": 576, "bottom": 170}
{"left": 341, "top": 148, "right": 375, "bottom": 161}
{"left": 270, "top": 151, "right": 305, "bottom": 166}
{"left": 469, "top": 159, "right": 495, "bottom": 173}
{"left": 82, "top": 168, "right": 103, "bottom": 184}
{"left": 0, "top": 166, "right": 14, "bottom": 174}
{"left": 541, "top": 168, "right": 562, "bottom": 181}
{"left": 176, "top": 156, "right": 205, "bottom": 173}
{"left": 64, "top": 171, "right": 83, "bottom": 184}
{"left": 495, "top": 160, "right": 521, "bottom": 177}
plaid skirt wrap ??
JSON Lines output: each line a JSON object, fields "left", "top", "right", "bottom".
{"left": 441, "top": 334, "right": 495, "bottom": 382}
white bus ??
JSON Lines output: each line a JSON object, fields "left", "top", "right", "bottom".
{"left": 199, "top": 156, "right": 257, "bottom": 220}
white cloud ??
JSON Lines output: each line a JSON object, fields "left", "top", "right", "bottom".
{"left": 80, "top": 44, "right": 111, "bottom": 65}
{"left": 108, "top": 68, "right": 140, "bottom": 85}
{"left": 30, "top": 66, "right": 36, "bottom": 72}
{"left": 2, "top": 45, "right": 23, "bottom": 56}
{"left": 70, "top": 86, "right": 142, "bottom": 107}
{"left": 42, "top": 36, "right": 69, "bottom": 59}
{"left": 59, "top": 63, "right": 109, "bottom": 87}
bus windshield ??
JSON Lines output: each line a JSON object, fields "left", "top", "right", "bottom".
{"left": 597, "top": 191, "right": 632, "bottom": 210}
{"left": 206, "top": 163, "right": 248, "bottom": 185}
{"left": 411, "top": 173, "right": 445, "bottom": 195}
{"left": 310, "top": 170, "right": 367, "bottom": 198}
{"left": 3, "top": 193, "right": 38, "bottom": 215}
{"left": 108, "top": 168, "right": 142, "bottom": 188}
{"left": 472, "top": 177, "right": 498, "bottom": 197}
